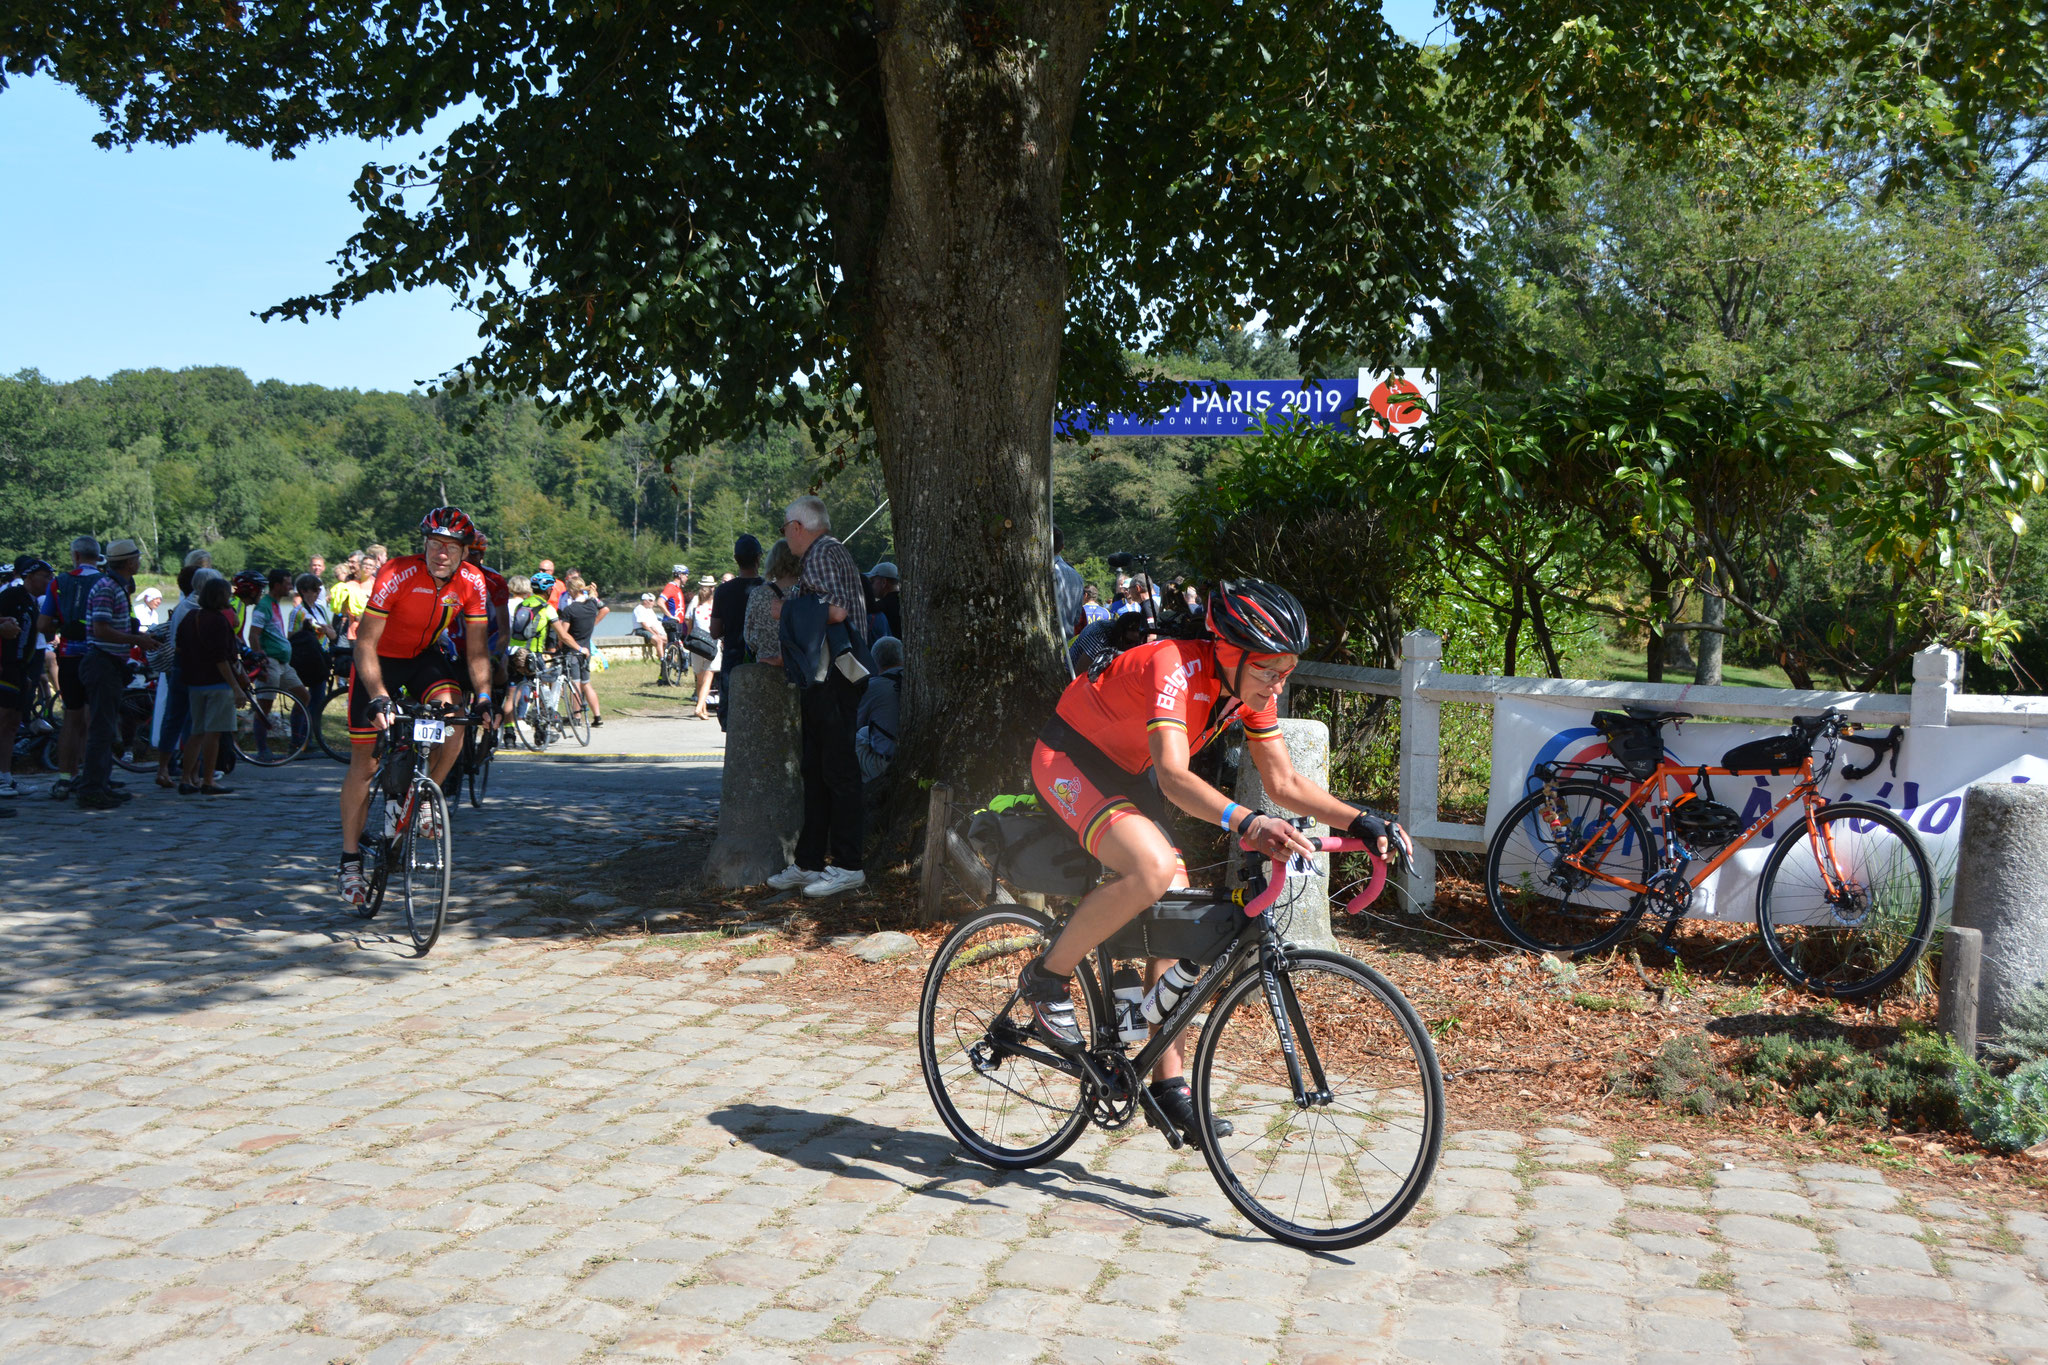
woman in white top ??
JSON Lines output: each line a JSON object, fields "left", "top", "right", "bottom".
{"left": 689, "top": 578, "right": 717, "bottom": 720}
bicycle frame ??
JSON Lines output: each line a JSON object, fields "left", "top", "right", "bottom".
{"left": 1550, "top": 757, "right": 1848, "bottom": 902}
{"left": 993, "top": 835, "right": 1387, "bottom": 1145}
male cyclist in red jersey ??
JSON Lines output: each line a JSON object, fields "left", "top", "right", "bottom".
{"left": 1019, "top": 578, "right": 1411, "bottom": 1141}
{"left": 337, "top": 507, "right": 496, "bottom": 907}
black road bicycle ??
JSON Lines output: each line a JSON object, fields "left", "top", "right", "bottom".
{"left": 919, "top": 828, "right": 1443, "bottom": 1251}
{"left": 356, "top": 700, "right": 463, "bottom": 955}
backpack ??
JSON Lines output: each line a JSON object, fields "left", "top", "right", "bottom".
{"left": 54, "top": 571, "right": 97, "bottom": 643}
{"left": 511, "top": 597, "right": 540, "bottom": 642}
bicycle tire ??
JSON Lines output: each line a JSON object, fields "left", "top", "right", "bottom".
{"left": 564, "top": 687, "right": 592, "bottom": 746}
{"left": 400, "top": 779, "right": 452, "bottom": 955}
{"left": 315, "top": 688, "right": 352, "bottom": 763}
{"left": 1755, "top": 801, "right": 1934, "bottom": 999}
{"left": 234, "top": 687, "right": 311, "bottom": 766}
{"left": 362, "top": 829, "right": 391, "bottom": 920}
{"left": 467, "top": 728, "right": 493, "bottom": 809}
{"left": 1485, "top": 780, "right": 1654, "bottom": 956}
{"left": 918, "top": 905, "right": 1100, "bottom": 1170}
{"left": 1193, "top": 949, "right": 1444, "bottom": 1250}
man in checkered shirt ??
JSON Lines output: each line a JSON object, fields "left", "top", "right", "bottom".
{"left": 762, "top": 495, "right": 872, "bottom": 899}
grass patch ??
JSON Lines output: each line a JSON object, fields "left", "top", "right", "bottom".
{"left": 1609, "top": 1037, "right": 1746, "bottom": 1116}
{"left": 1573, "top": 993, "right": 1643, "bottom": 1013}
{"left": 1738, "top": 1033, "right": 1965, "bottom": 1132}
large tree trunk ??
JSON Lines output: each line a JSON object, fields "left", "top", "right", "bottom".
{"left": 864, "top": 3, "right": 1113, "bottom": 797}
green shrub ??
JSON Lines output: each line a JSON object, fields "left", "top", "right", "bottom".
{"left": 1739, "top": 1033, "right": 1965, "bottom": 1131}
{"left": 1610, "top": 1037, "right": 1746, "bottom": 1116}
{"left": 1958, "top": 1057, "right": 2048, "bottom": 1153}
{"left": 1985, "top": 982, "right": 2048, "bottom": 1068}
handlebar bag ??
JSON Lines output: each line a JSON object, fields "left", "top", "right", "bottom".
{"left": 1721, "top": 732, "right": 1812, "bottom": 774}
{"left": 1591, "top": 711, "right": 1664, "bottom": 780}
{"left": 1102, "top": 894, "right": 1240, "bottom": 966}
{"left": 966, "top": 807, "right": 1100, "bottom": 897}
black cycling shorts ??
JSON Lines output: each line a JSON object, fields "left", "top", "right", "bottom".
{"left": 56, "top": 654, "right": 87, "bottom": 710}
{"left": 346, "top": 651, "right": 464, "bottom": 746}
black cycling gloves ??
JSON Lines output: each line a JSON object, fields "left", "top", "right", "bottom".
{"left": 1348, "top": 806, "right": 1415, "bottom": 871}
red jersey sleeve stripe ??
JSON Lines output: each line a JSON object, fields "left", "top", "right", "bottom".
{"left": 1146, "top": 717, "right": 1187, "bottom": 732}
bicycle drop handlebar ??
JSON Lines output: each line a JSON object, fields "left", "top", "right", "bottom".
{"left": 1236, "top": 834, "right": 1390, "bottom": 921}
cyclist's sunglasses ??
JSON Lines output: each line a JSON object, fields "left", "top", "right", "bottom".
{"left": 1243, "top": 657, "right": 1296, "bottom": 688}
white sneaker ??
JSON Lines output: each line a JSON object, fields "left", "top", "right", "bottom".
{"left": 765, "top": 864, "right": 823, "bottom": 890}
{"left": 803, "top": 867, "right": 867, "bottom": 898}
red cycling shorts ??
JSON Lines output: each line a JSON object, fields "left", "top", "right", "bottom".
{"left": 1031, "top": 741, "right": 1187, "bottom": 884}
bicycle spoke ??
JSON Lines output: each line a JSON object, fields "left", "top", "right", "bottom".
{"left": 1759, "top": 803, "right": 1933, "bottom": 998}
{"left": 1487, "top": 780, "right": 1652, "bottom": 955}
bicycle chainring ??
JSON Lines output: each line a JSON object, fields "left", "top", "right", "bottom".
{"left": 1087, "top": 1051, "right": 1140, "bottom": 1130}
{"left": 1643, "top": 868, "right": 1694, "bottom": 919}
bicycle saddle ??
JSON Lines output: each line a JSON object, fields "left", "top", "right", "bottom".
{"left": 1621, "top": 706, "right": 1691, "bottom": 724}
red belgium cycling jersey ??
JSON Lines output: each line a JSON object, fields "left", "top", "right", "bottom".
{"left": 362, "top": 556, "right": 489, "bottom": 659}
{"left": 1053, "top": 637, "right": 1282, "bottom": 774}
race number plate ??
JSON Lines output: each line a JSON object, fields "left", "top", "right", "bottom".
{"left": 413, "top": 719, "right": 447, "bottom": 744}
{"left": 1286, "top": 852, "right": 1317, "bottom": 880}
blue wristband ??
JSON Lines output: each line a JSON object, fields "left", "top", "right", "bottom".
{"left": 1219, "top": 802, "right": 1242, "bottom": 832}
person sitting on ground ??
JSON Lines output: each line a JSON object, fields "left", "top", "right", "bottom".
{"left": 854, "top": 635, "right": 903, "bottom": 784}
{"left": 744, "top": 538, "right": 802, "bottom": 668}
{"left": 555, "top": 577, "right": 607, "bottom": 728}
{"left": 1016, "top": 578, "right": 1406, "bottom": 1144}
{"left": 175, "top": 576, "right": 250, "bottom": 796}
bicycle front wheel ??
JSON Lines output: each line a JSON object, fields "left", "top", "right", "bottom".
{"left": 1486, "top": 780, "right": 1653, "bottom": 956}
{"left": 234, "top": 687, "right": 311, "bottom": 766}
{"left": 399, "top": 780, "right": 453, "bottom": 955}
{"left": 316, "top": 688, "right": 352, "bottom": 762}
{"left": 1756, "top": 802, "right": 1934, "bottom": 999}
{"left": 1194, "top": 950, "right": 1444, "bottom": 1250}
{"left": 918, "top": 906, "right": 1099, "bottom": 1170}
{"left": 467, "top": 728, "right": 493, "bottom": 809}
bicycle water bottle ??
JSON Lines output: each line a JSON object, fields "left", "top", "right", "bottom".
{"left": 1111, "top": 967, "right": 1149, "bottom": 1045}
{"left": 1141, "top": 960, "right": 1202, "bottom": 1026}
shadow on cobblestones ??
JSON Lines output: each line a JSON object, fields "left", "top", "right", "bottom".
{"left": 710, "top": 1102, "right": 1215, "bottom": 1232}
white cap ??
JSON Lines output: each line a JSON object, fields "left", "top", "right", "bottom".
{"left": 641, "top": 592, "right": 656, "bottom": 601}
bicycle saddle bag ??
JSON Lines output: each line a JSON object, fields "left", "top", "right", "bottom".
{"left": 1720, "top": 731, "right": 1811, "bottom": 774}
{"left": 1591, "top": 711, "right": 1664, "bottom": 780}
{"left": 1102, "top": 894, "right": 1240, "bottom": 967}
{"left": 966, "top": 806, "right": 1100, "bottom": 897}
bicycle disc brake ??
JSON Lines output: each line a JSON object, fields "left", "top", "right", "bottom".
{"left": 1826, "top": 882, "right": 1871, "bottom": 929}
{"left": 1087, "top": 1051, "right": 1140, "bottom": 1130}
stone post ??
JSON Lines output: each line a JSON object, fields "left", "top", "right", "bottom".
{"left": 1398, "top": 630, "right": 1443, "bottom": 911}
{"left": 1910, "top": 647, "right": 1959, "bottom": 730}
{"left": 1950, "top": 782, "right": 2048, "bottom": 1046}
{"left": 1229, "top": 718, "right": 1335, "bottom": 950}
{"left": 704, "top": 664, "right": 804, "bottom": 888}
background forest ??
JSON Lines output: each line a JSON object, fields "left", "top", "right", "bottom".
{"left": 4, "top": 75, "right": 2045, "bottom": 696}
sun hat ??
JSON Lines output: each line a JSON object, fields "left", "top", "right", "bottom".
{"left": 139, "top": 586, "right": 163, "bottom": 601}
{"left": 698, "top": 575, "right": 716, "bottom": 586}
{"left": 641, "top": 592, "right": 656, "bottom": 602}
{"left": 104, "top": 538, "right": 143, "bottom": 561}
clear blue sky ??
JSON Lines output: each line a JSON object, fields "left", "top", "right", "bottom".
{"left": 0, "top": 1, "right": 1446, "bottom": 394}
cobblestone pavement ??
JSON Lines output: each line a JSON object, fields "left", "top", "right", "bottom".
{"left": 3, "top": 761, "right": 2047, "bottom": 1364}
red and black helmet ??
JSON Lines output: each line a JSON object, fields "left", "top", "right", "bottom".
{"left": 466, "top": 527, "right": 489, "bottom": 559}
{"left": 1207, "top": 579, "right": 1311, "bottom": 656}
{"left": 420, "top": 506, "right": 478, "bottom": 545}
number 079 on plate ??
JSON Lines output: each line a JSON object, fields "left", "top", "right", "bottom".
{"left": 413, "top": 719, "right": 447, "bottom": 744}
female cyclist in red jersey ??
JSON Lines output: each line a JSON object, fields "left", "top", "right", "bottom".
{"left": 336, "top": 507, "right": 496, "bottom": 906}
{"left": 1020, "top": 579, "right": 1410, "bottom": 1138}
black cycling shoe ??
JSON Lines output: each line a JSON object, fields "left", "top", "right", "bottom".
{"left": 1147, "top": 1078, "right": 1234, "bottom": 1143}
{"left": 1016, "top": 956, "right": 1084, "bottom": 1049}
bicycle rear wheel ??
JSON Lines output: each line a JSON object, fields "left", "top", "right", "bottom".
{"left": 918, "top": 906, "right": 1099, "bottom": 1170}
{"left": 399, "top": 780, "right": 452, "bottom": 955}
{"left": 315, "top": 688, "right": 352, "bottom": 762}
{"left": 1194, "top": 950, "right": 1444, "bottom": 1250}
{"left": 1486, "top": 780, "right": 1653, "bottom": 956}
{"left": 1756, "top": 802, "right": 1934, "bottom": 999}
{"left": 234, "top": 687, "right": 311, "bottom": 766}
{"left": 563, "top": 687, "right": 592, "bottom": 746}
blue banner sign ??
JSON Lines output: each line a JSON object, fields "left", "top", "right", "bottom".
{"left": 1070, "top": 378, "right": 1359, "bottom": 437}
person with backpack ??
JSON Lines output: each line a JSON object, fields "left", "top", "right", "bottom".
{"left": 74, "top": 539, "right": 157, "bottom": 810}
{"left": 33, "top": 535, "right": 105, "bottom": 799}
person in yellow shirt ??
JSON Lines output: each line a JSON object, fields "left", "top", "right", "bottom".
{"left": 329, "top": 559, "right": 370, "bottom": 640}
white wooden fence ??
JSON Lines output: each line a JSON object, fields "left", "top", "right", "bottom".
{"left": 1281, "top": 629, "right": 2048, "bottom": 908}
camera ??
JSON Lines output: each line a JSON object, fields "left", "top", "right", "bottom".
{"left": 1106, "top": 550, "right": 1151, "bottom": 570}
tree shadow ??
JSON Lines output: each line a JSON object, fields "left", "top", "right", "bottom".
{"left": 706, "top": 1102, "right": 1213, "bottom": 1232}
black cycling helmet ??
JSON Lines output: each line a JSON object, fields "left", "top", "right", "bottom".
{"left": 1207, "top": 579, "right": 1311, "bottom": 656}
{"left": 231, "top": 568, "right": 266, "bottom": 588}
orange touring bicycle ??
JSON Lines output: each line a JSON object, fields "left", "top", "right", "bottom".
{"left": 1484, "top": 707, "right": 1936, "bottom": 998}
